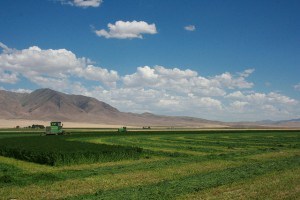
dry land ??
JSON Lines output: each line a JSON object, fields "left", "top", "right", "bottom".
{"left": 0, "top": 129, "right": 299, "bottom": 199}
{"left": 0, "top": 119, "right": 127, "bottom": 128}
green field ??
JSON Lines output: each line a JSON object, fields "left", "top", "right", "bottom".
{"left": 0, "top": 136, "right": 143, "bottom": 166}
{"left": 0, "top": 130, "right": 299, "bottom": 199}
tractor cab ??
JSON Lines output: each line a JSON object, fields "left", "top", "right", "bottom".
{"left": 45, "top": 121, "right": 64, "bottom": 135}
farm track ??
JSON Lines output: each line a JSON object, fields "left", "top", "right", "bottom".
{"left": 0, "top": 130, "right": 299, "bottom": 199}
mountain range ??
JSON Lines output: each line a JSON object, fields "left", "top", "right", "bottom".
{"left": 0, "top": 88, "right": 299, "bottom": 128}
{"left": 0, "top": 88, "right": 228, "bottom": 127}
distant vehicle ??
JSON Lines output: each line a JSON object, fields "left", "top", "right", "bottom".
{"left": 142, "top": 126, "right": 151, "bottom": 129}
{"left": 44, "top": 122, "right": 68, "bottom": 135}
{"left": 118, "top": 127, "right": 127, "bottom": 133}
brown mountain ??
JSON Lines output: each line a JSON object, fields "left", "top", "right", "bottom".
{"left": 0, "top": 90, "right": 28, "bottom": 118}
{"left": 0, "top": 88, "right": 227, "bottom": 127}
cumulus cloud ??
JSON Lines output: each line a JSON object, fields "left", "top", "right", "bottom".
{"left": 224, "top": 91, "right": 298, "bottom": 120}
{"left": 0, "top": 70, "right": 19, "bottom": 84}
{"left": 230, "top": 101, "right": 249, "bottom": 111}
{"left": 1, "top": 42, "right": 299, "bottom": 121}
{"left": 122, "top": 66, "right": 253, "bottom": 96}
{"left": 95, "top": 20, "right": 157, "bottom": 39}
{"left": 0, "top": 42, "right": 12, "bottom": 53}
{"left": 0, "top": 43, "right": 118, "bottom": 88}
{"left": 86, "top": 86, "right": 223, "bottom": 117}
{"left": 238, "top": 68, "right": 255, "bottom": 77}
{"left": 212, "top": 70, "right": 254, "bottom": 89}
{"left": 191, "top": 97, "right": 222, "bottom": 110}
{"left": 294, "top": 83, "right": 300, "bottom": 91}
{"left": 76, "top": 65, "right": 119, "bottom": 87}
{"left": 184, "top": 25, "right": 196, "bottom": 31}
{"left": 59, "top": 0, "right": 102, "bottom": 8}
{"left": 11, "top": 88, "right": 33, "bottom": 93}
{"left": 226, "top": 91, "right": 297, "bottom": 105}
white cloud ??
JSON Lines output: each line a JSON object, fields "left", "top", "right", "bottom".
{"left": 76, "top": 65, "right": 119, "bottom": 87}
{"left": 212, "top": 69, "right": 254, "bottom": 89}
{"left": 0, "top": 42, "right": 12, "bottom": 53}
{"left": 238, "top": 68, "right": 255, "bottom": 77}
{"left": 226, "top": 91, "right": 297, "bottom": 105}
{"left": 123, "top": 66, "right": 159, "bottom": 87}
{"left": 267, "top": 92, "right": 298, "bottom": 105}
{"left": 294, "top": 83, "right": 300, "bottom": 91}
{"left": 184, "top": 25, "right": 196, "bottom": 31}
{"left": 192, "top": 97, "right": 222, "bottom": 110}
{"left": 230, "top": 101, "right": 249, "bottom": 111}
{"left": 224, "top": 91, "right": 243, "bottom": 99}
{"left": 11, "top": 88, "right": 33, "bottom": 93}
{"left": 0, "top": 87, "right": 32, "bottom": 94}
{"left": 0, "top": 70, "right": 19, "bottom": 84}
{"left": 73, "top": 0, "right": 102, "bottom": 7}
{"left": 87, "top": 86, "right": 223, "bottom": 117}
{"left": 0, "top": 43, "right": 118, "bottom": 88}
{"left": 95, "top": 20, "right": 157, "bottom": 39}
{"left": 59, "top": 0, "right": 102, "bottom": 8}
{"left": 224, "top": 91, "right": 299, "bottom": 120}
{"left": 155, "top": 66, "right": 197, "bottom": 78}
{"left": 1, "top": 42, "right": 299, "bottom": 121}
{"left": 30, "top": 76, "right": 71, "bottom": 90}
{"left": 122, "top": 66, "right": 253, "bottom": 97}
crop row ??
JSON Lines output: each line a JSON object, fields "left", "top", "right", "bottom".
{"left": 0, "top": 136, "right": 143, "bottom": 166}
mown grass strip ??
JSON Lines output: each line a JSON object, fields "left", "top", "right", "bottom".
{"left": 67, "top": 155, "right": 300, "bottom": 200}
{"left": 85, "top": 137, "right": 212, "bottom": 156}
{"left": 2, "top": 154, "right": 297, "bottom": 200}
{"left": 178, "top": 168, "right": 300, "bottom": 200}
{"left": 0, "top": 159, "right": 238, "bottom": 200}
{"left": 85, "top": 132, "right": 299, "bottom": 155}
{"left": 0, "top": 157, "right": 167, "bottom": 188}
{"left": 88, "top": 137, "right": 291, "bottom": 161}
{"left": 1, "top": 149, "right": 297, "bottom": 189}
{"left": 0, "top": 156, "right": 165, "bottom": 174}
{"left": 87, "top": 137, "right": 239, "bottom": 154}
{"left": 0, "top": 156, "right": 56, "bottom": 173}
{"left": 159, "top": 135, "right": 299, "bottom": 149}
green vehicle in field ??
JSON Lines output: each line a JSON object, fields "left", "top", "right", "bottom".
{"left": 118, "top": 127, "right": 127, "bottom": 133}
{"left": 45, "top": 121, "right": 67, "bottom": 135}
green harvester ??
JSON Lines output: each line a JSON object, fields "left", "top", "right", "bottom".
{"left": 45, "top": 122, "right": 66, "bottom": 135}
{"left": 118, "top": 126, "right": 127, "bottom": 133}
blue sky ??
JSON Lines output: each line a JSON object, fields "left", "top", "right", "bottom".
{"left": 0, "top": 0, "right": 299, "bottom": 121}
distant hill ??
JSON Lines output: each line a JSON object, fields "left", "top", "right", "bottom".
{"left": 0, "top": 88, "right": 228, "bottom": 127}
{"left": 272, "top": 118, "right": 300, "bottom": 127}
{"left": 1, "top": 88, "right": 299, "bottom": 128}
{"left": 277, "top": 118, "right": 300, "bottom": 123}
{"left": 254, "top": 118, "right": 300, "bottom": 127}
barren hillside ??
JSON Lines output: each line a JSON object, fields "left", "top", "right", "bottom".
{"left": 0, "top": 88, "right": 227, "bottom": 127}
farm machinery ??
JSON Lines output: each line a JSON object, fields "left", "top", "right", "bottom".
{"left": 118, "top": 127, "right": 127, "bottom": 133}
{"left": 44, "top": 122, "right": 69, "bottom": 135}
